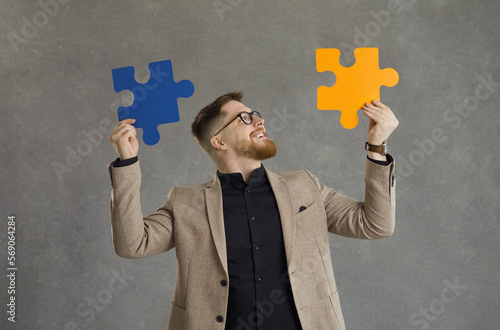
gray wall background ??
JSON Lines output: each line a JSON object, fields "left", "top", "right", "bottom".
{"left": 1, "top": 0, "right": 499, "bottom": 329}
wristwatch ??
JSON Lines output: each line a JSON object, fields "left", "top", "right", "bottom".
{"left": 365, "top": 140, "right": 388, "bottom": 155}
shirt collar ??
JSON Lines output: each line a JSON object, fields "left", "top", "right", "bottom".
{"left": 217, "top": 164, "right": 267, "bottom": 188}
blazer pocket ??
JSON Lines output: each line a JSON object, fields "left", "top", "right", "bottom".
{"left": 167, "top": 301, "right": 187, "bottom": 330}
{"left": 295, "top": 201, "right": 318, "bottom": 218}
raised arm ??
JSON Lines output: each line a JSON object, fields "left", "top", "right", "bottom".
{"left": 314, "top": 99, "right": 398, "bottom": 239}
{"left": 106, "top": 119, "right": 175, "bottom": 258}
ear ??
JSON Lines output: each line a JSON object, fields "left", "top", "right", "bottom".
{"left": 211, "top": 135, "right": 227, "bottom": 151}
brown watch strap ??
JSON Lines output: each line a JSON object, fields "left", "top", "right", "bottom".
{"left": 365, "top": 140, "right": 388, "bottom": 155}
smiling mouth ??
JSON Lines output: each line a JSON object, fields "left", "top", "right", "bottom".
{"left": 251, "top": 131, "right": 266, "bottom": 139}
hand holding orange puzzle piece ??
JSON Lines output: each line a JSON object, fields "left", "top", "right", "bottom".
{"left": 316, "top": 47, "right": 399, "bottom": 129}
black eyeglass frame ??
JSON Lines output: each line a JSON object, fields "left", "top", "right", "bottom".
{"left": 212, "top": 111, "right": 262, "bottom": 137}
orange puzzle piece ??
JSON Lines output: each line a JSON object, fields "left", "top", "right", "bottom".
{"left": 316, "top": 47, "right": 399, "bottom": 129}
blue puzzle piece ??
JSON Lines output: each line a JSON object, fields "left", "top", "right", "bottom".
{"left": 111, "top": 60, "right": 194, "bottom": 145}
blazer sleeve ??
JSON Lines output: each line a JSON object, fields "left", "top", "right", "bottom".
{"left": 306, "top": 154, "right": 396, "bottom": 239}
{"left": 106, "top": 159, "right": 175, "bottom": 258}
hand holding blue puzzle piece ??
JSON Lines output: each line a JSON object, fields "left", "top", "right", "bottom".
{"left": 111, "top": 60, "right": 194, "bottom": 146}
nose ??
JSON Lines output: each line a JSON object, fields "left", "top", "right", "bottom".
{"left": 254, "top": 114, "right": 264, "bottom": 127}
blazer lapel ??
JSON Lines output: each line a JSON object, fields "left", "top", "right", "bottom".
{"left": 204, "top": 174, "right": 229, "bottom": 277}
{"left": 265, "top": 168, "right": 296, "bottom": 268}
{"left": 204, "top": 168, "right": 296, "bottom": 275}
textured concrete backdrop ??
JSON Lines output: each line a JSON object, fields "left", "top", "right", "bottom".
{"left": 1, "top": 0, "right": 499, "bottom": 329}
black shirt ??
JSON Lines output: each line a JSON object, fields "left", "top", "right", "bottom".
{"left": 217, "top": 165, "right": 302, "bottom": 330}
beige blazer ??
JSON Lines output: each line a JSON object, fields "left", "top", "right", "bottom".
{"left": 106, "top": 157, "right": 396, "bottom": 329}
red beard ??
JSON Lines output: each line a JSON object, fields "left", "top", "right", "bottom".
{"left": 235, "top": 137, "right": 277, "bottom": 161}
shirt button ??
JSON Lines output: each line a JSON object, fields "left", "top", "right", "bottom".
{"left": 216, "top": 315, "right": 224, "bottom": 322}
{"left": 251, "top": 216, "right": 255, "bottom": 221}
{"left": 220, "top": 279, "right": 227, "bottom": 286}
{"left": 246, "top": 189, "right": 251, "bottom": 194}
{"left": 258, "top": 277, "right": 263, "bottom": 282}
{"left": 259, "top": 309, "right": 264, "bottom": 314}
{"left": 255, "top": 246, "right": 260, "bottom": 251}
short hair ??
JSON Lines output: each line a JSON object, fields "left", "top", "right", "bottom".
{"left": 191, "top": 91, "right": 243, "bottom": 155}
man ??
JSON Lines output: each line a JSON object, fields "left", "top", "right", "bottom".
{"left": 106, "top": 91, "right": 398, "bottom": 329}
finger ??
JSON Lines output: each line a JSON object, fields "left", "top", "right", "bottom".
{"left": 363, "top": 105, "right": 392, "bottom": 121}
{"left": 371, "top": 99, "right": 388, "bottom": 108}
{"left": 364, "top": 105, "right": 396, "bottom": 123}
{"left": 119, "top": 118, "right": 136, "bottom": 124}
{"left": 363, "top": 103, "right": 394, "bottom": 120}
{"left": 116, "top": 118, "right": 136, "bottom": 130}
{"left": 363, "top": 108, "right": 385, "bottom": 122}
{"left": 363, "top": 100, "right": 391, "bottom": 113}
{"left": 363, "top": 100, "right": 387, "bottom": 111}
{"left": 111, "top": 125, "right": 137, "bottom": 143}
{"left": 373, "top": 100, "right": 392, "bottom": 111}
{"left": 362, "top": 102, "right": 380, "bottom": 112}
{"left": 113, "top": 118, "right": 136, "bottom": 131}
{"left": 114, "top": 121, "right": 137, "bottom": 134}
{"left": 118, "top": 126, "right": 137, "bottom": 140}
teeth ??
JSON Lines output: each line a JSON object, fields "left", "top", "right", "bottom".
{"left": 254, "top": 132, "right": 264, "bottom": 138}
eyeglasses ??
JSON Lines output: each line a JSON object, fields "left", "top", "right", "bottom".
{"left": 212, "top": 111, "right": 262, "bottom": 136}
